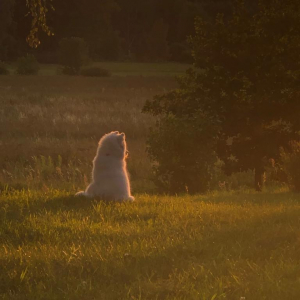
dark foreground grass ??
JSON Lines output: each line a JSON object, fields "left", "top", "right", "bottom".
{"left": 1, "top": 188, "right": 300, "bottom": 300}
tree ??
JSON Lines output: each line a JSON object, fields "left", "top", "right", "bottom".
{"left": 144, "top": 0, "right": 300, "bottom": 192}
{"left": 0, "top": 0, "right": 14, "bottom": 41}
{"left": 146, "top": 19, "right": 169, "bottom": 61}
{"left": 0, "top": 0, "right": 15, "bottom": 60}
{"left": 26, "top": 0, "right": 54, "bottom": 48}
{"left": 19, "top": 0, "right": 233, "bottom": 59}
{"left": 59, "top": 37, "right": 88, "bottom": 74}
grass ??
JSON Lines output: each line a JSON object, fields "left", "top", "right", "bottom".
{"left": 1, "top": 188, "right": 300, "bottom": 299}
{"left": 7, "top": 62, "right": 191, "bottom": 77}
{"left": 91, "top": 62, "right": 191, "bottom": 77}
{"left": 0, "top": 70, "right": 255, "bottom": 192}
{"left": 2, "top": 64, "right": 299, "bottom": 299}
{"left": 0, "top": 74, "right": 178, "bottom": 192}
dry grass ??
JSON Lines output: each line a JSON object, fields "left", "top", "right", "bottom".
{"left": 0, "top": 75, "right": 177, "bottom": 192}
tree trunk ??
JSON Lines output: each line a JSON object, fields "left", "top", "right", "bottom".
{"left": 254, "top": 163, "right": 265, "bottom": 192}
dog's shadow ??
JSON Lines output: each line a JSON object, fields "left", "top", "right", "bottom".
{"left": 40, "top": 194, "right": 120, "bottom": 214}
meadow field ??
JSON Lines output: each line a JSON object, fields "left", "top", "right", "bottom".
{"left": 1, "top": 63, "right": 300, "bottom": 299}
{"left": 0, "top": 64, "right": 181, "bottom": 193}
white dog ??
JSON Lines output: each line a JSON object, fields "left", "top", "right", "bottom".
{"left": 76, "top": 131, "right": 134, "bottom": 201}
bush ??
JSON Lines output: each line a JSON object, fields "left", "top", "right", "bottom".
{"left": 145, "top": 112, "right": 218, "bottom": 194}
{"left": 59, "top": 37, "right": 88, "bottom": 75}
{"left": 15, "top": 55, "right": 39, "bottom": 75}
{"left": 80, "top": 67, "right": 111, "bottom": 77}
{"left": 280, "top": 141, "right": 300, "bottom": 192}
{"left": 0, "top": 61, "right": 9, "bottom": 75}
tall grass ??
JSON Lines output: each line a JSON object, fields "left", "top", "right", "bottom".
{"left": 0, "top": 75, "right": 177, "bottom": 192}
{"left": 0, "top": 74, "right": 259, "bottom": 193}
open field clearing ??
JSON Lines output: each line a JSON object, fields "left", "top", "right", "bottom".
{"left": 1, "top": 67, "right": 300, "bottom": 299}
{"left": 1, "top": 189, "right": 300, "bottom": 299}
{"left": 0, "top": 74, "right": 178, "bottom": 192}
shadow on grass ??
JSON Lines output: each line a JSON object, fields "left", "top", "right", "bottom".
{"left": 41, "top": 194, "right": 125, "bottom": 213}
{"left": 192, "top": 189, "right": 300, "bottom": 205}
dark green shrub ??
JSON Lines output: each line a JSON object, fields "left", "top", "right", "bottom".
{"left": 15, "top": 54, "right": 39, "bottom": 75}
{"left": 59, "top": 37, "right": 88, "bottom": 75}
{"left": 145, "top": 112, "right": 218, "bottom": 194}
{"left": 280, "top": 141, "right": 300, "bottom": 192}
{"left": 80, "top": 67, "right": 111, "bottom": 77}
{"left": 0, "top": 61, "right": 9, "bottom": 75}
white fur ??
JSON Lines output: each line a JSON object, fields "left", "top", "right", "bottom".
{"left": 76, "top": 131, "right": 134, "bottom": 201}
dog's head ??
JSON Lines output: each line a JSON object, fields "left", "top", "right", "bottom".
{"left": 98, "top": 131, "right": 128, "bottom": 160}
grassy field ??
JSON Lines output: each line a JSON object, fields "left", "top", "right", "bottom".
{"left": 1, "top": 188, "right": 300, "bottom": 299}
{"left": 0, "top": 72, "right": 179, "bottom": 193}
{"left": 0, "top": 64, "right": 254, "bottom": 192}
{"left": 7, "top": 62, "right": 191, "bottom": 77}
{"left": 1, "top": 64, "right": 299, "bottom": 299}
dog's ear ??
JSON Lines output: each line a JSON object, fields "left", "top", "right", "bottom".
{"left": 120, "top": 132, "right": 125, "bottom": 138}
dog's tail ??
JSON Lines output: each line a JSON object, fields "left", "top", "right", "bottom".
{"left": 75, "top": 191, "right": 87, "bottom": 197}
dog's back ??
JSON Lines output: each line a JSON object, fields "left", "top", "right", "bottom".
{"left": 76, "top": 131, "right": 134, "bottom": 201}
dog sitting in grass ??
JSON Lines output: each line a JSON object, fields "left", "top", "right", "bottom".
{"left": 76, "top": 131, "right": 134, "bottom": 201}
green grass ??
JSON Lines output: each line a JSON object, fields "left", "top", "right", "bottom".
{"left": 7, "top": 62, "right": 191, "bottom": 77}
{"left": 1, "top": 188, "right": 300, "bottom": 299}
{"left": 92, "top": 62, "right": 191, "bottom": 77}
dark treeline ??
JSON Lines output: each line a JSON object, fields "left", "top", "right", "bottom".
{"left": 0, "top": 0, "right": 236, "bottom": 63}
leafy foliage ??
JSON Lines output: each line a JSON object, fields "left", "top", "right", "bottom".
{"left": 193, "top": 1, "right": 300, "bottom": 190}
{"left": 26, "top": 0, "right": 54, "bottom": 48}
{"left": 144, "top": 0, "right": 300, "bottom": 191}
{"left": 7, "top": 0, "right": 236, "bottom": 61}
{"left": 15, "top": 54, "right": 39, "bottom": 75}
{"left": 280, "top": 141, "right": 300, "bottom": 192}
{"left": 0, "top": 61, "right": 9, "bottom": 75}
{"left": 59, "top": 37, "right": 88, "bottom": 75}
{"left": 145, "top": 112, "right": 218, "bottom": 194}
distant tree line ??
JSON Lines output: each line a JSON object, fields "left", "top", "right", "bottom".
{"left": 0, "top": 0, "right": 239, "bottom": 62}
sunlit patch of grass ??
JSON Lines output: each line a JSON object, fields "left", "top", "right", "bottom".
{"left": 1, "top": 189, "right": 300, "bottom": 299}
